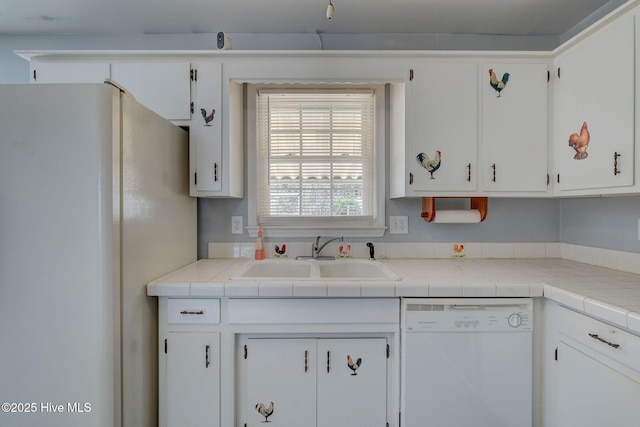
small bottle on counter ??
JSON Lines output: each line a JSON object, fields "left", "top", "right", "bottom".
{"left": 255, "top": 225, "right": 265, "bottom": 260}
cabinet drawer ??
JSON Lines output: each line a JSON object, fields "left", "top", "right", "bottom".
{"left": 167, "top": 299, "right": 220, "bottom": 324}
{"left": 558, "top": 306, "right": 640, "bottom": 372}
{"left": 228, "top": 298, "right": 399, "bottom": 324}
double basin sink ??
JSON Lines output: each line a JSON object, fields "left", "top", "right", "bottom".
{"left": 231, "top": 258, "right": 400, "bottom": 281}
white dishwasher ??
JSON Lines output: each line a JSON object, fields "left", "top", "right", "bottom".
{"left": 401, "top": 298, "right": 533, "bottom": 427}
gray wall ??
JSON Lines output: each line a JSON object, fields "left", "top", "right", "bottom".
{"left": 1, "top": 14, "right": 637, "bottom": 258}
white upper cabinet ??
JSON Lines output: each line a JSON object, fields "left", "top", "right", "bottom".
{"left": 189, "top": 61, "right": 243, "bottom": 198}
{"left": 111, "top": 60, "right": 192, "bottom": 120}
{"left": 552, "top": 14, "right": 635, "bottom": 194}
{"left": 407, "top": 63, "right": 478, "bottom": 194}
{"left": 30, "top": 59, "right": 110, "bottom": 83}
{"left": 481, "top": 62, "right": 549, "bottom": 193}
{"left": 390, "top": 59, "right": 549, "bottom": 198}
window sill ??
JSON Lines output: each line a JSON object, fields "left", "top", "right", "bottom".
{"left": 247, "top": 225, "right": 387, "bottom": 238}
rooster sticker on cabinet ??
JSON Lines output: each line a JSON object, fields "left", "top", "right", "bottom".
{"left": 347, "top": 354, "right": 362, "bottom": 375}
{"left": 569, "top": 121, "right": 590, "bottom": 160}
{"left": 256, "top": 401, "right": 274, "bottom": 423}
{"left": 416, "top": 151, "right": 441, "bottom": 179}
{"left": 200, "top": 107, "right": 215, "bottom": 126}
{"left": 488, "top": 69, "right": 510, "bottom": 97}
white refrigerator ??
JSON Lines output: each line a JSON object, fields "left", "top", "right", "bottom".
{"left": 0, "top": 83, "right": 197, "bottom": 427}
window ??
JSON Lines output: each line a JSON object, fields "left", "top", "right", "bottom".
{"left": 248, "top": 85, "right": 386, "bottom": 238}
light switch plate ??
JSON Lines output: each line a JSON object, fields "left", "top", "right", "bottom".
{"left": 389, "top": 216, "right": 409, "bottom": 234}
{"left": 231, "top": 216, "right": 243, "bottom": 234}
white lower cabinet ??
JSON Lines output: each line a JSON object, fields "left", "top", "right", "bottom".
{"left": 165, "top": 332, "right": 220, "bottom": 427}
{"left": 544, "top": 301, "right": 640, "bottom": 427}
{"left": 243, "top": 337, "right": 388, "bottom": 427}
{"left": 555, "top": 341, "right": 640, "bottom": 426}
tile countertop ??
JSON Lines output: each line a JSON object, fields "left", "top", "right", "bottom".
{"left": 147, "top": 258, "right": 640, "bottom": 335}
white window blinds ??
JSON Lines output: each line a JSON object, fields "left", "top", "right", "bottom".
{"left": 257, "top": 90, "right": 375, "bottom": 223}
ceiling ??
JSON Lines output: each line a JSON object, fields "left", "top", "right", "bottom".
{"left": 0, "top": 0, "right": 622, "bottom": 38}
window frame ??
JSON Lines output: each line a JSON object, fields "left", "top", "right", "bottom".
{"left": 247, "top": 83, "right": 386, "bottom": 238}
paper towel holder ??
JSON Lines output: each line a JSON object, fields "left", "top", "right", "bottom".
{"left": 421, "top": 196, "right": 488, "bottom": 223}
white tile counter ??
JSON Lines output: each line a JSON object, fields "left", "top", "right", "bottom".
{"left": 147, "top": 258, "right": 640, "bottom": 335}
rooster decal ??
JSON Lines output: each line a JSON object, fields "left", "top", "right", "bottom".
{"left": 200, "top": 108, "right": 215, "bottom": 126}
{"left": 256, "top": 401, "right": 274, "bottom": 422}
{"left": 488, "top": 69, "right": 510, "bottom": 97}
{"left": 569, "top": 121, "right": 590, "bottom": 160}
{"left": 347, "top": 355, "right": 362, "bottom": 376}
{"left": 416, "top": 151, "right": 441, "bottom": 179}
{"left": 274, "top": 244, "right": 287, "bottom": 257}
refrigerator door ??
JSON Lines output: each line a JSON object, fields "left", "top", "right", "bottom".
{"left": 0, "top": 84, "right": 117, "bottom": 427}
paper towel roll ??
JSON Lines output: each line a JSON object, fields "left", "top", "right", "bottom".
{"left": 432, "top": 209, "right": 482, "bottom": 223}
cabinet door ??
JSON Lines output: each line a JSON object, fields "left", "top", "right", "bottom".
{"left": 191, "top": 62, "right": 223, "bottom": 194}
{"left": 246, "top": 338, "right": 317, "bottom": 427}
{"left": 30, "top": 60, "right": 110, "bottom": 83}
{"left": 166, "top": 332, "right": 220, "bottom": 427}
{"left": 111, "top": 61, "right": 192, "bottom": 120}
{"left": 317, "top": 338, "right": 387, "bottom": 427}
{"left": 409, "top": 63, "right": 478, "bottom": 193}
{"left": 556, "top": 341, "right": 640, "bottom": 426}
{"left": 482, "top": 62, "right": 548, "bottom": 192}
{"left": 553, "top": 15, "right": 635, "bottom": 192}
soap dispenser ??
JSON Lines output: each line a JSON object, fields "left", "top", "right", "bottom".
{"left": 255, "top": 225, "right": 265, "bottom": 260}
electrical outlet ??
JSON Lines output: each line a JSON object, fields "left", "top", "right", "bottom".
{"left": 389, "top": 216, "right": 409, "bottom": 234}
{"left": 231, "top": 216, "right": 243, "bottom": 235}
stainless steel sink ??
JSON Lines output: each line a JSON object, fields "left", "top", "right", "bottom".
{"left": 231, "top": 259, "right": 399, "bottom": 281}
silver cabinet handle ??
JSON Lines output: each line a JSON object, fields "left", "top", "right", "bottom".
{"left": 491, "top": 163, "right": 496, "bottom": 182}
{"left": 589, "top": 333, "right": 620, "bottom": 349}
{"left": 205, "top": 345, "right": 211, "bottom": 368}
{"left": 180, "top": 310, "right": 204, "bottom": 315}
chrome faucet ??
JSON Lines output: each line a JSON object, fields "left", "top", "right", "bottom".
{"left": 313, "top": 235, "right": 343, "bottom": 258}
{"left": 296, "top": 235, "right": 343, "bottom": 260}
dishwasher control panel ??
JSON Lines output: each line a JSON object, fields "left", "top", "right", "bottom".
{"left": 403, "top": 298, "right": 532, "bottom": 332}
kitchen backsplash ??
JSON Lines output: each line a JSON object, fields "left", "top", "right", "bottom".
{"left": 207, "top": 242, "right": 640, "bottom": 275}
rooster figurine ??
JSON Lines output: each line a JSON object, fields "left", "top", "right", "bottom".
{"left": 488, "top": 69, "right": 510, "bottom": 97}
{"left": 200, "top": 108, "right": 215, "bottom": 126}
{"left": 347, "top": 355, "right": 362, "bottom": 376}
{"left": 416, "top": 151, "right": 441, "bottom": 179}
{"left": 274, "top": 244, "right": 287, "bottom": 256}
{"left": 568, "top": 121, "right": 590, "bottom": 160}
{"left": 256, "top": 401, "right": 274, "bottom": 422}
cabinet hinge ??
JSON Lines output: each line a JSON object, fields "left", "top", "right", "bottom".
{"left": 554, "top": 346, "right": 558, "bottom": 361}
{"left": 244, "top": 344, "right": 248, "bottom": 359}
{"left": 386, "top": 344, "right": 390, "bottom": 359}
{"left": 409, "top": 69, "right": 414, "bottom": 81}
{"left": 164, "top": 338, "right": 167, "bottom": 354}
{"left": 191, "top": 101, "right": 194, "bottom": 115}
{"left": 33, "top": 69, "right": 37, "bottom": 82}
{"left": 190, "top": 68, "right": 198, "bottom": 82}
